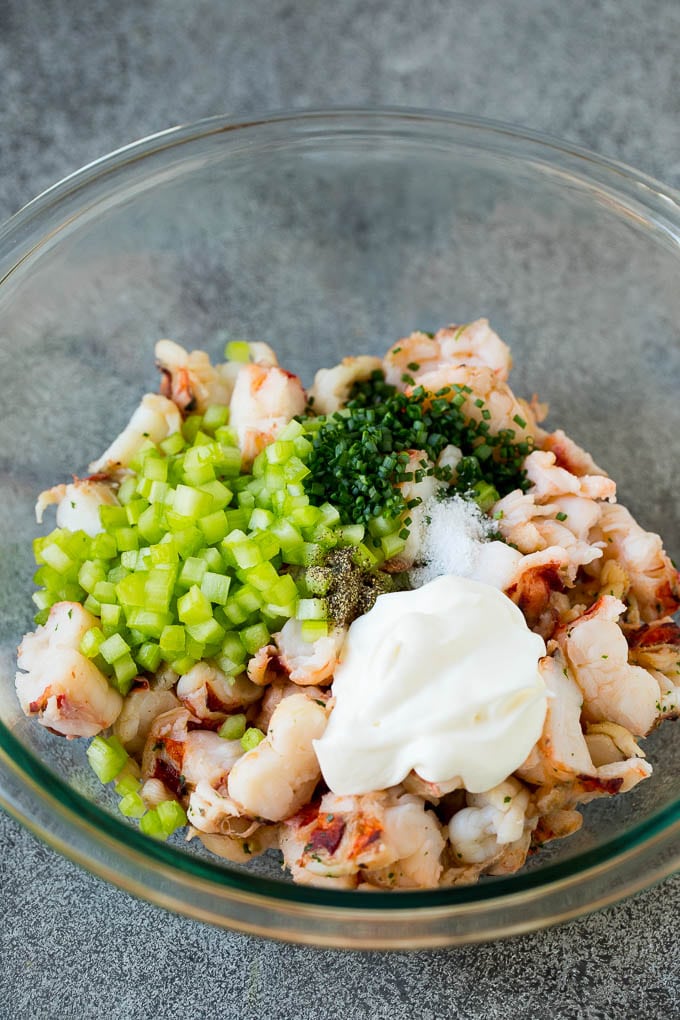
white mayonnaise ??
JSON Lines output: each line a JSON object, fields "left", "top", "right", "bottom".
{"left": 314, "top": 575, "right": 547, "bottom": 796}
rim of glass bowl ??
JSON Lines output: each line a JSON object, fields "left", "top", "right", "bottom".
{"left": 1, "top": 108, "right": 679, "bottom": 948}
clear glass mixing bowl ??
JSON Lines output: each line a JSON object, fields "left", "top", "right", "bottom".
{"left": 1, "top": 109, "right": 678, "bottom": 948}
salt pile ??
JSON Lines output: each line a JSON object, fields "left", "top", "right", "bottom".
{"left": 410, "top": 494, "right": 522, "bottom": 591}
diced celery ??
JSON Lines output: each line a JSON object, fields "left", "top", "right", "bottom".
{"left": 263, "top": 600, "right": 297, "bottom": 620}
{"left": 199, "top": 479, "right": 232, "bottom": 510}
{"left": 318, "top": 503, "right": 341, "bottom": 526}
{"left": 125, "top": 609, "right": 172, "bottom": 638}
{"left": 91, "top": 532, "right": 118, "bottom": 560}
{"left": 254, "top": 487, "right": 274, "bottom": 511}
{"left": 33, "top": 564, "right": 62, "bottom": 591}
{"left": 182, "top": 415, "right": 204, "bottom": 444}
{"left": 173, "top": 484, "right": 214, "bottom": 520}
{"left": 135, "top": 476, "right": 153, "bottom": 500}
{"left": 78, "top": 560, "right": 107, "bottom": 594}
{"left": 472, "top": 480, "right": 500, "bottom": 512}
{"left": 86, "top": 735, "right": 128, "bottom": 784}
{"left": 125, "top": 495, "right": 149, "bottom": 526}
{"left": 241, "top": 621, "right": 270, "bottom": 655}
{"left": 198, "top": 546, "right": 224, "bottom": 572}
{"left": 113, "top": 654, "right": 138, "bottom": 693}
{"left": 230, "top": 539, "right": 263, "bottom": 570}
{"left": 202, "top": 404, "right": 230, "bottom": 433}
{"left": 270, "top": 574, "right": 299, "bottom": 604}
{"left": 144, "top": 566, "right": 177, "bottom": 612}
{"left": 159, "top": 431, "right": 186, "bottom": 456}
{"left": 337, "top": 524, "right": 365, "bottom": 546}
{"left": 139, "top": 807, "right": 166, "bottom": 839}
{"left": 296, "top": 598, "right": 327, "bottom": 621}
{"left": 149, "top": 539, "right": 178, "bottom": 565}
{"left": 225, "top": 340, "right": 251, "bottom": 362}
{"left": 186, "top": 617, "right": 225, "bottom": 646}
{"left": 136, "top": 641, "right": 162, "bottom": 673}
{"left": 289, "top": 505, "right": 323, "bottom": 529}
{"left": 300, "top": 619, "right": 329, "bottom": 642}
{"left": 115, "top": 573, "right": 147, "bottom": 608}
{"left": 99, "top": 505, "right": 129, "bottom": 530}
{"left": 114, "top": 774, "right": 141, "bottom": 797}
{"left": 184, "top": 634, "right": 205, "bottom": 661}
{"left": 201, "top": 571, "right": 231, "bottom": 605}
{"left": 117, "top": 475, "right": 138, "bottom": 505}
{"left": 40, "top": 543, "right": 74, "bottom": 575}
{"left": 251, "top": 530, "right": 280, "bottom": 561}
{"left": 148, "top": 481, "right": 171, "bottom": 505}
{"left": 118, "top": 792, "right": 146, "bottom": 819}
{"left": 223, "top": 598, "right": 251, "bottom": 626}
{"left": 248, "top": 507, "right": 275, "bottom": 531}
{"left": 270, "top": 490, "right": 289, "bottom": 516}
{"left": 79, "top": 626, "right": 105, "bottom": 659}
{"left": 265, "top": 439, "right": 294, "bottom": 465}
{"left": 142, "top": 456, "right": 168, "bottom": 482}
{"left": 283, "top": 457, "right": 310, "bottom": 483}
{"left": 99, "top": 633, "right": 131, "bottom": 664}
{"left": 83, "top": 594, "right": 102, "bottom": 615}
{"left": 355, "top": 541, "right": 383, "bottom": 568}
{"left": 281, "top": 541, "right": 322, "bottom": 566}
{"left": 251, "top": 451, "right": 267, "bottom": 478}
{"left": 276, "top": 419, "right": 305, "bottom": 441}
{"left": 32, "top": 589, "right": 56, "bottom": 612}
{"left": 306, "top": 524, "right": 337, "bottom": 549}
{"left": 115, "top": 527, "right": 139, "bottom": 553}
{"left": 172, "top": 525, "right": 203, "bottom": 558}
{"left": 240, "top": 727, "right": 265, "bottom": 752}
{"left": 293, "top": 435, "right": 313, "bottom": 458}
{"left": 100, "top": 603, "right": 122, "bottom": 629}
{"left": 169, "top": 655, "right": 197, "bottom": 675}
{"left": 236, "top": 490, "right": 256, "bottom": 510}
{"left": 234, "top": 584, "right": 262, "bottom": 614}
{"left": 215, "top": 445, "right": 241, "bottom": 478}
{"left": 221, "top": 631, "right": 247, "bottom": 665}
{"left": 127, "top": 438, "right": 158, "bottom": 473}
{"left": 183, "top": 462, "right": 216, "bottom": 487}
{"left": 177, "top": 585, "right": 212, "bottom": 625}
{"left": 93, "top": 580, "right": 118, "bottom": 605}
{"left": 218, "top": 714, "right": 247, "bottom": 740}
{"left": 156, "top": 799, "right": 188, "bottom": 835}
{"left": 244, "top": 561, "right": 280, "bottom": 592}
{"left": 214, "top": 426, "right": 238, "bottom": 446}
{"left": 160, "top": 625, "right": 186, "bottom": 655}
{"left": 198, "top": 509, "right": 229, "bottom": 544}
{"left": 225, "top": 508, "right": 251, "bottom": 532}
{"left": 137, "top": 503, "right": 166, "bottom": 543}
{"left": 60, "top": 583, "right": 86, "bottom": 603}
{"left": 380, "top": 532, "right": 406, "bottom": 559}
{"left": 178, "top": 557, "right": 207, "bottom": 589}
{"left": 368, "top": 514, "right": 396, "bottom": 538}
{"left": 269, "top": 518, "right": 302, "bottom": 548}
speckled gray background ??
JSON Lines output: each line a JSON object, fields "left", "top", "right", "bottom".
{"left": 1, "top": 1, "right": 680, "bottom": 1017}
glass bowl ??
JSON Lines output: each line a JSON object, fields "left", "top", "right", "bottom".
{"left": 1, "top": 109, "right": 679, "bottom": 949}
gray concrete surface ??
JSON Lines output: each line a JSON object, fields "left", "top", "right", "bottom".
{"left": 1, "top": 1, "right": 680, "bottom": 1017}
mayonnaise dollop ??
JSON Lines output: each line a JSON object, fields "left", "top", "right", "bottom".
{"left": 314, "top": 575, "right": 547, "bottom": 796}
